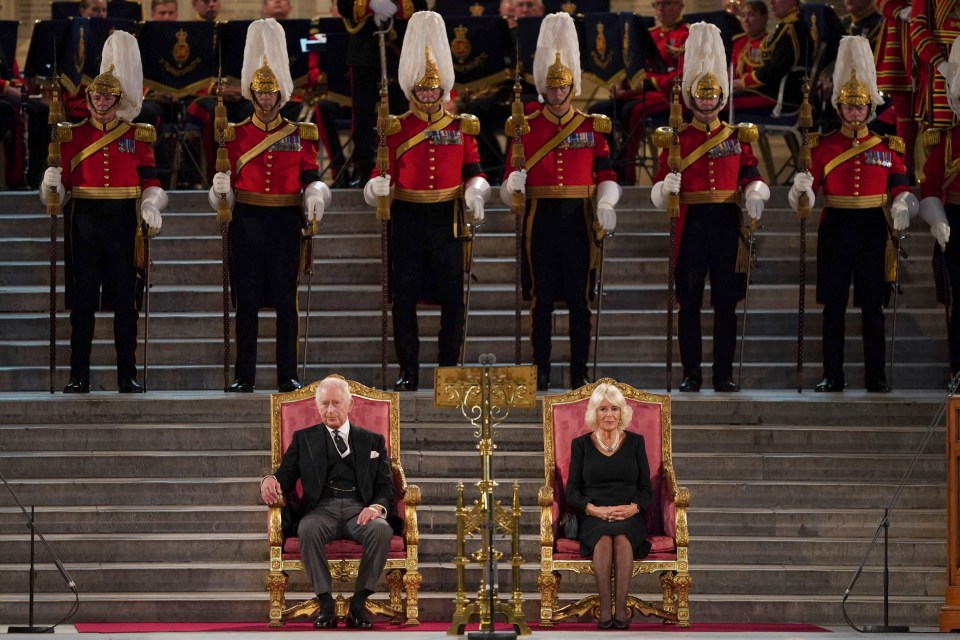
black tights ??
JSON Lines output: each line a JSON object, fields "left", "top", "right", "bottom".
{"left": 591, "top": 534, "right": 634, "bottom": 622}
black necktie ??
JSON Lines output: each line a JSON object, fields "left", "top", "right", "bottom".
{"left": 333, "top": 431, "right": 348, "bottom": 456}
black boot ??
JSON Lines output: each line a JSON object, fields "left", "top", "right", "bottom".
{"left": 63, "top": 376, "right": 90, "bottom": 394}
{"left": 394, "top": 369, "right": 418, "bottom": 391}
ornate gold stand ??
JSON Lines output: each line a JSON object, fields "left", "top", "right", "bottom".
{"left": 435, "top": 359, "right": 536, "bottom": 638}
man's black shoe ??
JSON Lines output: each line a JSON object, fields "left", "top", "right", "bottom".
{"left": 228, "top": 379, "right": 255, "bottom": 393}
{"left": 866, "top": 380, "right": 892, "bottom": 393}
{"left": 118, "top": 378, "right": 144, "bottom": 393}
{"left": 537, "top": 371, "right": 550, "bottom": 391}
{"left": 63, "top": 377, "right": 90, "bottom": 394}
{"left": 814, "top": 378, "right": 844, "bottom": 392}
{"left": 570, "top": 373, "right": 590, "bottom": 389}
{"left": 278, "top": 378, "right": 302, "bottom": 393}
{"left": 713, "top": 378, "right": 740, "bottom": 393}
{"left": 346, "top": 609, "right": 373, "bottom": 629}
{"left": 394, "top": 370, "right": 418, "bottom": 391}
{"left": 678, "top": 376, "right": 701, "bottom": 392}
{"left": 312, "top": 611, "right": 337, "bottom": 629}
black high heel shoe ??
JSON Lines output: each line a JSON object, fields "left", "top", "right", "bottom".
{"left": 597, "top": 618, "right": 614, "bottom": 630}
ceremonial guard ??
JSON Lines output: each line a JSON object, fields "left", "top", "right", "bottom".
{"left": 789, "top": 35, "right": 915, "bottom": 393}
{"left": 651, "top": 22, "right": 769, "bottom": 393}
{"left": 40, "top": 32, "right": 166, "bottom": 393}
{"left": 918, "top": 36, "right": 959, "bottom": 380}
{"left": 501, "top": 11, "right": 620, "bottom": 391}
{"left": 365, "top": 10, "right": 491, "bottom": 391}
{"left": 209, "top": 19, "right": 331, "bottom": 393}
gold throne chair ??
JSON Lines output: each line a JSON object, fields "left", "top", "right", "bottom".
{"left": 265, "top": 377, "right": 421, "bottom": 626}
{"left": 538, "top": 378, "right": 691, "bottom": 627}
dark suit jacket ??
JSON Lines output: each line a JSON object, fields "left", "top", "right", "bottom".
{"left": 274, "top": 422, "right": 395, "bottom": 519}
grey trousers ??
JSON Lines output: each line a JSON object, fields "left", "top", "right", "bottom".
{"left": 297, "top": 496, "right": 393, "bottom": 596}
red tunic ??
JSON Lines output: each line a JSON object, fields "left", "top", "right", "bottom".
{"left": 58, "top": 118, "right": 160, "bottom": 196}
{"left": 808, "top": 127, "right": 910, "bottom": 215}
{"left": 372, "top": 107, "right": 484, "bottom": 201}
{"left": 909, "top": 0, "right": 959, "bottom": 127}
{"left": 920, "top": 125, "right": 960, "bottom": 202}
{"left": 731, "top": 31, "right": 776, "bottom": 110}
{"left": 224, "top": 115, "right": 320, "bottom": 203}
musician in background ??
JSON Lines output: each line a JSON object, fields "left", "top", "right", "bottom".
{"left": 150, "top": 0, "right": 179, "bottom": 19}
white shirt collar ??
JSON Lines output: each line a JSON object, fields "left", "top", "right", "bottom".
{"left": 326, "top": 420, "right": 351, "bottom": 439}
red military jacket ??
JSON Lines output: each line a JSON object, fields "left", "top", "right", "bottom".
{"left": 920, "top": 125, "right": 960, "bottom": 204}
{"left": 807, "top": 126, "right": 910, "bottom": 212}
{"left": 909, "top": 0, "right": 960, "bottom": 127}
{"left": 876, "top": 0, "right": 910, "bottom": 93}
{"left": 372, "top": 105, "right": 484, "bottom": 203}
{"left": 653, "top": 117, "right": 763, "bottom": 249}
{"left": 504, "top": 108, "right": 616, "bottom": 197}
{"left": 56, "top": 118, "right": 160, "bottom": 199}
{"left": 731, "top": 31, "right": 766, "bottom": 82}
{"left": 647, "top": 20, "right": 689, "bottom": 93}
{"left": 224, "top": 114, "right": 321, "bottom": 206}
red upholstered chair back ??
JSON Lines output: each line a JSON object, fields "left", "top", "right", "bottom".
{"left": 271, "top": 377, "right": 404, "bottom": 527}
{"left": 543, "top": 382, "right": 673, "bottom": 540}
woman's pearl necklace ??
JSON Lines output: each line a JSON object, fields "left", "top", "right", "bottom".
{"left": 595, "top": 429, "right": 619, "bottom": 453}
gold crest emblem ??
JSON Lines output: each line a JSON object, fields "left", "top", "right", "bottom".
{"left": 76, "top": 26, "right": 86, "bottom": 74}
{"left": 451, "top": 24, "right": 472, "bottom": 62}
{"left": 810, "top": 14, "right": 819, "bottom": 47}
{"left": 469, "top": 2, "right": 485, "bottom": 15}
{"left": 595, "top": 23, "right": 606, "bottom": 57}
{"left": 561, "top": 1, "right": 576, "bottom": 12}
{"left": 622, "top": 24, "right": 632, "bottom": 67}
{"left": 173, "top": 28, "right": 191, "bottom": 66}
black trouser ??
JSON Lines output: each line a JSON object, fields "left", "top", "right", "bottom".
{"left": 528, "top": 198, "right": 592, "bottom": 379}
{"left": 816, "top": 206, "right": 888, "bottom": 386}
{"left": 67, "top": 199, "right": 139, "bottom": 383}
{"left": 230, "top": 203, "right": 302, "bottom": 384}
{"left": 941, "top": 206, "right": 960, "bottom": 376}
{"left": 349, "top": 65, "right": 409, "bottom": 180}
{"left": 391, "top": 200, "right": 464, "bottom": 371}
{"left": 675, "top": 204, "right": 743, "bottom": 382}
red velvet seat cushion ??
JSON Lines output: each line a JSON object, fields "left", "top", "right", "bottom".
{"left": 554, "top": 534, "right": 675, "bottom": 557}
{"left": 283, "top": 535, "right": 406, "bottom": 560}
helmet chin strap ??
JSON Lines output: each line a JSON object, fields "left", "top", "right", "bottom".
{"left": 253, "top": 92, "right": 281, "bottom": 119}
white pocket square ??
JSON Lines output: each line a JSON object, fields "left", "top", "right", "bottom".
{"left": 370, "top": 451, "right": 380, "bottom": 459}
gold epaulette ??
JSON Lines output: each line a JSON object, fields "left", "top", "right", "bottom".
{"left": 885, "top": 135, "right": 905, "bottom": 154}
{"left": 652, "top": 126, "right": 673, "bottom": 149}
{"left": 298, "top": 122, "right": 319, "bottom": 141}
{"left": 133, "top": 123, "right": 156, "bottom": 143}
{"left": 808, "top": 132, "right": 820, "bottom": 148}
{"left": 222, "top": 123, "right": 236, "bottom": 142}
{"left": 457, "top": 113, "right": 480, "bottom": 135}
{"left": 55, "top": 121, "right": 74, "bottom": 143}
{"left": 736, "top": 123, "right": 758, "bottom": 143}
{"left": 923, "top": 128, "right": 941, "bottom": 148}
{"left": 591, "top": 113, "right": 612, "bottom": 134}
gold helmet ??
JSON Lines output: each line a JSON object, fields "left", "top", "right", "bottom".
{"left": 250, "top": 56, "right": 280, "bottom": 95}
{"left": 546, "top": 52, "right": 574, "bottom": 89}
{"left": 414, "top": 47, "right": 443, "bottom": 91}
{"left": 836, "top": 69, "right": 871, "bottom": 106}
{"left": 681, "top": 23, "right": 728, "bottom": 110}
{"left": 88, "top": 64, "right": 123, "bottom": 97}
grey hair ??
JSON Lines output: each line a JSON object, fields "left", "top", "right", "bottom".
{"left": 583, "top": 383, "right": 633, "bottom": 430}
{"left": 316, "top": 376, "right": 352, "bottom": 405}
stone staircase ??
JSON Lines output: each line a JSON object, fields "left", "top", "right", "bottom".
{"left": 0, "top": 188, "right": 952, "bottom": 627}
{"left": 0, "top": 391, "right": 948, "bottom": 626}
{"left": 0, "top": 188, "right": 953, "bottom": 392}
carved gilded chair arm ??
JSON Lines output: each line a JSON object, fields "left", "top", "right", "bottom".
{"left": 404, "top": 484, "right": 420, "bottom": 547}
{"left": 538, "top": 484, "right": 555, "bottom": 548}
{"left": 391, "top": 459, "right": 409, "bottom": 499}
{"left": 267, "top": 504, "right": 283, "bottom": 546}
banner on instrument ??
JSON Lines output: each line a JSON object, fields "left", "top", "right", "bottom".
{"left": 139, "top": 20, "right": 216, "bottom": 98}
{"left": 447, "top": 16, "right": 511, "bottom": 93}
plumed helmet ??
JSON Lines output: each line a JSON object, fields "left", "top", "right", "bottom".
{"left": 681, "top": 22, "right": 729, "bottom": 110}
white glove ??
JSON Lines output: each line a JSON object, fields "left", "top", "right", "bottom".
{"left": 369, "top": 0, "right": 396, "bottom": 25}
{"left": 595, "top": 180, "right": 621, "bottom": 231}
{"left": 898, "top": 6, "right": 910, "bottom": 20}
{"left": 140, "top": 186, "right": 168, "bottom": 232}
{"left": 212, "top": 171, "right": 232, "bottom": 196}
{"left": 663, "top": 171, "right": 681, "bottom": 195}
{"left": 743, "top": 180, "right": 770, "bottom": 221}
{"left": 370, "top": 175, "right": 391, "bottom": 197}
{"left": 464, "top": 175, "right": 491, "bottom": 223}
{"left": 597, "top": 204, "right": 616, "bottom": 231}
{"left": 938, "top": 61, "right": 951, "bottom": 80}
{"left": 651, "top": 172, "right": 681, "bottom": 210}
{"left": 39, "top": 166, "right": 65, "bottom": 206}
{"left": 933, "top": 221, "right": 951, "bottom": 245}
{"left": 788, "top": 171, "right": 816, "bottom": 211}
{"left": 890, "top": 199, "right": 910, "bottom": 231}
{"left": 506, "top": 170, "right": 526, "bottom": 194}
{"left": 304, "top": 181, "right": 332, "bottom": 223}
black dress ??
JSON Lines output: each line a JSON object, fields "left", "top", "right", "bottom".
{"left": 565, "top": 430, "right": 653, "bottom": 557}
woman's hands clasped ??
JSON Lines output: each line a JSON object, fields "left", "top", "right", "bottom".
{"left": 587, "top": 503, "right": 640, "bottom": 522}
